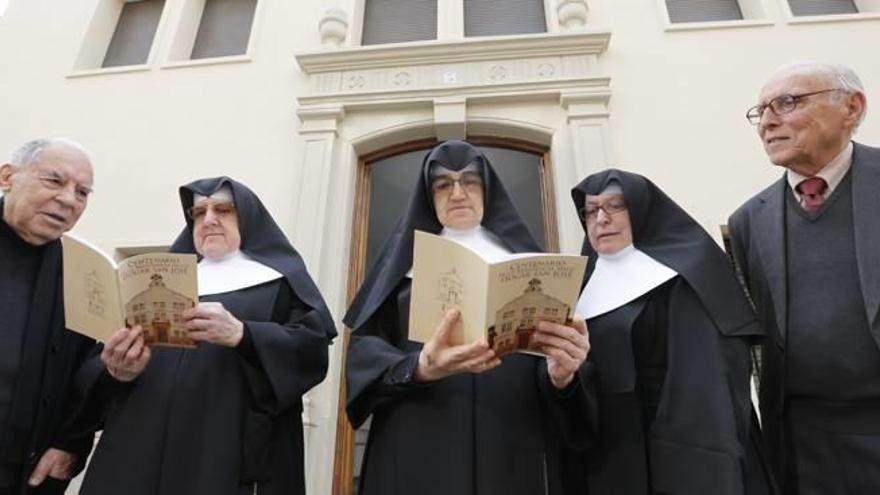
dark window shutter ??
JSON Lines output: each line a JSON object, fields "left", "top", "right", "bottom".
{"left": 665, "top": 0, "right": 743, "bottom": 23}
{"left": 361, "top": 0, "right": 437, "bottom": 45}
{"left": 788, "top": 0, "right": 858, "bottom": 16}
{"left": 464, "top": 0, "right": 547, "bottom": 37}
{"left": 102, "top": 0, "right": 165, "bottom": 68}
{"left": 190, "top": 0, "right": 257, "bottom": 59}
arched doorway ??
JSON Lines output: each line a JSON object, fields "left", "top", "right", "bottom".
{"left": 332, "top": 136, "right": 559, "bottom": 494}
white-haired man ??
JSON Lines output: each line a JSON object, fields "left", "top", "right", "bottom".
{"left": 730, "top": 62, "right": 878, "bottom": 494}
{"left": 0, "top": 138, "right": 97, "bottom": 495}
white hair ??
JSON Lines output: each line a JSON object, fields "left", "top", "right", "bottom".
{"left": 9, "top": 137, "right": 92, "bottom": 168}
{"left": 773, "top": 61, "right": 867, "bottom": 128}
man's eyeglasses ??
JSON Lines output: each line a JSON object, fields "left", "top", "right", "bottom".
{"left": 745, "top": 88, "right": 844, "bottom": 125}
{"left": 431, "top": 172, "right": 483, "bottom": 195}
{"left": 187, "top": 201, "right": 236, "bottom": 220}
{"left": 579, "top": 198, "right": 627, "bottom": 220}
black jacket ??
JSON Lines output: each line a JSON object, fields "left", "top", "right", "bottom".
{"left": 727, "top": 143, "right": 880, "bottom": 492}
{"left": 0, "top": 208, "right": 96, "bottom": 495}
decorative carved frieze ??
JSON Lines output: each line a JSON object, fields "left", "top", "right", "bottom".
{"left": 297, "top": 30, "right": 609, "bottom": 74}
{"left": 295, "top": 30, "right": 612, "bottom": 119}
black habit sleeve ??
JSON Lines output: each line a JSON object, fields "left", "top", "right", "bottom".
{"left": 66, "top": 280, "right": 330, "bottom": 440}
{"left": 346, "top": 282, "right": 434, "bottom": 428}
{"left": 537, "top": 360, "right": 598, "bottom": 452}
{"left": 236, "top": 280, "right": 330, "bottom": 413}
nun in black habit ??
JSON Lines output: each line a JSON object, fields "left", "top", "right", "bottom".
{"left": 344, "top": 140, "right": 594, "bottom": 495}
{"left": 564, "top": 169, "right": 774, "bottom": 495}
{"left": 74, "top": 177, "right": 335, "bottom": 495}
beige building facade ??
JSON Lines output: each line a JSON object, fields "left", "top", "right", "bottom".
{"left": 1, "top": 0, "right": 879, "bottom": 493}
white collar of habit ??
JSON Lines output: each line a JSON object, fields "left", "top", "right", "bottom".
{"left": 576, "top": 244, "right": 677, "bottom": 319}
{"left": 440, "top": 225, "right": 511, "bottom": 262}
{"left": 405, "top": 225, "right": 512, "bottom": 278}
{"left": 198, "top": 250, "right": 283, "bottom": 296}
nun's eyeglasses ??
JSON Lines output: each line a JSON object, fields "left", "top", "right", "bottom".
{"left": 431, "top": 172, "right": 483, "bottom": 195}
{"left": 580, "top": 199, "right": 627, "bottom": 219}
{"left": 187, "top": 201, "right": 236, "bottom": 220}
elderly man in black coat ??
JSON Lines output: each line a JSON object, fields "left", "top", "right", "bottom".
{"left": 0, "top": 138, "right": 97, "bottom": 495}
{"left": 731, "top": 61, "right": 879, "bottom": 494}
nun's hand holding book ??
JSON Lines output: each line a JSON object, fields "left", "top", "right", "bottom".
{"left": 415, "top": 308, "right": 502, "bottom": 382}
{"left": 102, "top": 325, "right": 152, "bottom": 382}
{"left": 533, "top": 318, "right": 589, "bottom": 389}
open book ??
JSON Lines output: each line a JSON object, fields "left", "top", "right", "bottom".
{"left": 409, "top": 231, "right": 587, "bottom": 358}
{"left": 62, "top": 234, "right": 199, "bottom": 348}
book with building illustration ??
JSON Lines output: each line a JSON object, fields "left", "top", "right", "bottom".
{"left": 62, "top": 234, "right": 199, "bottom": 348}
{"left": 409, "top": 231, "right": 588, "bottom": 357}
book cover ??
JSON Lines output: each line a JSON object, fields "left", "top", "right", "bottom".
{"left": 409, "top": 231, "right": 587, "bottom": 357}
{"left": 62, "top": 234, "right": 199, "bottom": 347}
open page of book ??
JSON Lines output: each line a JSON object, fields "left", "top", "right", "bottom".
{"left": 62, "top": 233, "right": 125, "bottom": 342}
{"left": 117, "top": 253, "right": 198, "bottom": 348}
{"left": 410, "top": 230, "right": 490, "bottom": 345}
{"left": 486, "top": 255, "right": 587, "bottom": 357}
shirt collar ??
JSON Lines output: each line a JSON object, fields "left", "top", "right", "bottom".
{"left": 786, "top": 141, "right": 853, "bottom": 199}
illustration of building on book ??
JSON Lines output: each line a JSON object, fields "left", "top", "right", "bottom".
{"left": 84, "top": 270, "right": 108, "bottom": 318}
{"left": 489, "top": 278, "right": 570, "bottom": 354}
{"left": 437, "top": 268, "right": 464, "bottom": 314}
{"left": 125, "top": 273, "right": 195, "bottom": 346}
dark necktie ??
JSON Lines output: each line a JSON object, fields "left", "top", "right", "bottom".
{"left": 796, "top": 177, "right": 828, "bottom": 212}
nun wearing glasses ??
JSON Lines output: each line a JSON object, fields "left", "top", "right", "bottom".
{"left": 563, "top": 169, "right": 774, "bottom": 495}
{"left": 344, "top": 140, "right": 594, "bottom": 495}
{"left": 73, "top": 177, "right": 335, "bottom": 495}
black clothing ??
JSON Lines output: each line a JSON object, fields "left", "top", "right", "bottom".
{"left": 351, "top": 280, "right": 590, "bottom": 495}
{"left": 785, "top": 175, "right": 880, "bottom": 401}
{"left": 0, "top": 219, "right": 43, "bottom": 442}
{"left": 344, "top": 140, "right": 593, "bottom": 495}
{"left": 786, "top": 399, "right": 880, "bottom": 494}
{"left": 76, "top": 178, "right": 334, "bottom": 495}
{"left": 566, "top": 170, "right": 773, "bottom": 495}
{"left": 0, "top": 201, "right": 96, "bottom": 495}
{"left": 575, "top": 277, "right": 763, "bottom": 495}
{"left": 781, "top": 170, "right": 880, "bottom": 494}
{"left": 80, "top": 280, "right": 326, "bottom": 495}
{"left": 729, "top": 143, "right": 880, "bottom": 494}
{"left": 0, "top": 215, "right": 42, "bottom": 492}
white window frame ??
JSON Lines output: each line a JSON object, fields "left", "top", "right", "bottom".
{"left": 164, "top": 0, "right": 265, "bottom": 68}
{"left": 352, "top": 0, "right": 557, "bottom": 47}
{"left": 658, "top": 0, "right": 776, "bottom": 31}
{"left": 782, "top": 0, "right": 880, "bottom": 24}
{"left": 70, "top": 0, "right": 170, "bottom": 77}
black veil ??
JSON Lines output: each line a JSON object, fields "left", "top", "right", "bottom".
{"left": 170, "top": 176, "right": 335, "bottom": 337}
{"left": 571, "top": 168, "right": 760, "bottom": 337}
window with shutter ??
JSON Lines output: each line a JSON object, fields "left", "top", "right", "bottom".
{"left": 190, "top": 0, "right": 257, "bottom": 59}
{"left": 361, "top": 0, "right": 437, "bottom": 45}
{"left": 464, "top": 0, "right": 547, "bottom": 37}
{"left": 102, "top": 0, "right": 165, "bottom": 68}
{"left": 665, "top": 0, "right": 743, "bottom": 23}
{"left": 788, "top": 0, "right": 858, "bottom": 16}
